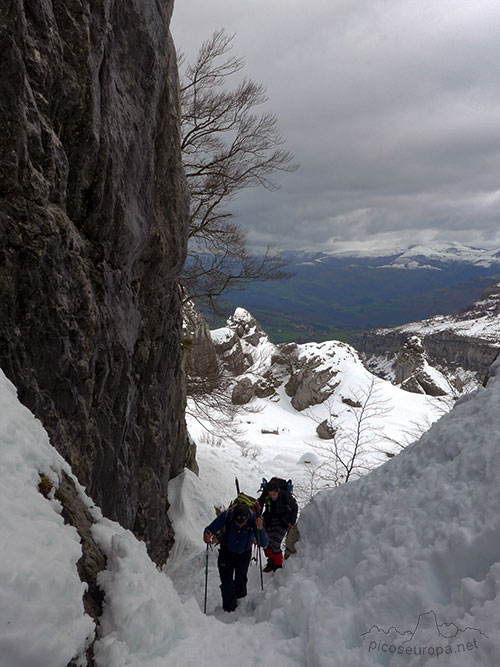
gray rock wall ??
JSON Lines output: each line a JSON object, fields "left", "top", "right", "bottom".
{"left": 0, "top": 0, "right": 189, "bottom": 565}
{"left": 354, "top": 330, "right": 499, "bottom": 384}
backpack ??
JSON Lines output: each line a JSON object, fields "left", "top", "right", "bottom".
{"left": 217, "top": 492, "right": 261, "bottom": 546}
{"left": 260, "top": 477, "right": 294, "bottom": 496}
{"left": 228, "top": 492, "right": 261, "bottom": 516}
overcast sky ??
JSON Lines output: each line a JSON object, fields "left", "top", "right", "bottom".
{"left": 171, "top": 1, "right": 500, "bottom": 253}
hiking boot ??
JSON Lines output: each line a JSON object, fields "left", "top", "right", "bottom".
{"left": 263, "top": 563, "right": 276, "bottom": 573}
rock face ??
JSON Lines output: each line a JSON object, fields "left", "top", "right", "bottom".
{"left": 395, "top": 336, "right": 448, "bottom": 396}
{"left": 212, "top": 327, "right": 253, "bottom": 376}
{"left": 353, "top": 284, "right": 500, "bottom": 388}
{"left": 182, "top": 300, "right": 219, "bottom": 386}
{"left": 284, "top": 344, "right": 346, "bottom": 411}
{"left": 0, "top": 1, "right": 189, "bottom": 565}
{"left": 211, "top": 308, "right": 285, "bottom": 404}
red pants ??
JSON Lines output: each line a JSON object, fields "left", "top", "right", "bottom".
{"left": 264, "top": 546, "right": 283, "bottom": 567}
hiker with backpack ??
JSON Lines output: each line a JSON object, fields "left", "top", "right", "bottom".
{"left": 203, "top": 503, "right": 268, "bottom": 612}
{"left": 258, "top": 477, "right": 298, "bottom": 572}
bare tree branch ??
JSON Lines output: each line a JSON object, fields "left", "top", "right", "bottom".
{"left": 308, "top": 376, "right": 393, "bottom": 488}
{"left": 179, "top": 29, "right": 298, "bottom": 312}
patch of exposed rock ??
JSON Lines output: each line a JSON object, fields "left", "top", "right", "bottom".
{"left": 210, "top": 309, "right": 286, "bottom": 404}
{"left": 316, "top": 419, "right": 336, "bottom": 440}
{"left": 211, "top": 327, "right": 253, "bottom": 376}
{"left": 284, "top": 344, "right": 348, "bottom": 411}
{"left": 182, "top": 300, "right": 220, "bottom": 394}
{"left": 226, "top": 307, "right": 269, "bottom": 347}
{"left": 396, "top": 336, "right": 448, "bottom": 396}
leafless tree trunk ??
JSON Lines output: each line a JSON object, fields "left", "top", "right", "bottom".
{"left": 308, "top": 376, "right": 393, "bottom": 488}
{"left": 179, "top": 29, "right": 298, "bottom": 312}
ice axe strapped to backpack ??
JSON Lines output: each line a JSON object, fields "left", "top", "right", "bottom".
{"left": 212, "top": 479, "right": 262, "bottom": 546}
{"left": 234, "top": 478, "right": 264, "bottom": 590}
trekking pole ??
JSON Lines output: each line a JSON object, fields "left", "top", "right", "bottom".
{"left": 256, "top": 531, "right": 264, "bottom": 591}
{"left": 204, "top": 543, "right": 209, "bottom": 614}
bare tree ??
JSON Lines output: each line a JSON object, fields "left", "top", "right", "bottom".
{"left": 179, "top": 29, "right": 298, "bottom": 312}
{"left": 308, "top": 377, "right": 393, "bottom": 488}
{"left": 379, "top": 393, "right": 454, "bottom": 457}
{"left": 182, "top": 297, "right": 247, "bottom": 445}
{"left": 294, "top": 462, "right": 329, "bottom": 505}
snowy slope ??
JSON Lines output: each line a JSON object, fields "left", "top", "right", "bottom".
{"left": 0, "top": 371, "right": 95, "bottom": 666}
{"left": 2, "top": 354, "right": 500, "bottom": 665}
{"left": 375, "top": 282, "right": 500, "bottom": 342}
{"left": 0, "top": 369, "right": 299, "bottom": 666}
{"left": 249, "top": 359, "right": 500, "bottom": 665}
{"left": 169, "top": 359, "right": 500, "bottom": 666}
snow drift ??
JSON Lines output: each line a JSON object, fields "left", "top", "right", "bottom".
{"left": 1, "top": 353, "right": 500, "bottom": 665}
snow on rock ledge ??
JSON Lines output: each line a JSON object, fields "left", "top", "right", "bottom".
{"left": 0, "top": 370, "right": 95, "bottom": 666}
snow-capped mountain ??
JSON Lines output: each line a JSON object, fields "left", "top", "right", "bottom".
{"left": 316, "top": 241, "right": 500, "bottom": 270}
{"left": 377, "top": 282, "right": 500, "bottom": 341}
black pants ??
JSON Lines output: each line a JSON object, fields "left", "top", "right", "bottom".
{"left": 218, "top": 547, "right": 252, "bottom": 611}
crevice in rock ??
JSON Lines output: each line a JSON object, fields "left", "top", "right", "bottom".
{"left": 39, "top": 471, "right": 107, "bottom": 666}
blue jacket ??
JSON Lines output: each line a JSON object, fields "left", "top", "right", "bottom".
{"left": 204, "top": 510, "right": 268, "bottom": 554}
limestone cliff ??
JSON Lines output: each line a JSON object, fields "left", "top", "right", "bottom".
{"left": 0, "top": 0, "right": 189, "bottom": 565}
{"left": 353, "top": 284, "right": 500, "bottom": 388}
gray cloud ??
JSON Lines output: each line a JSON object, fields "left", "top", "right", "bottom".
{"left": 172, "top": 0, "right": 500, "bottom": 252}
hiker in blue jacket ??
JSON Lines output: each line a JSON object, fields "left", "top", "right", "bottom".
{"left": 204, "top": 504, "right": 268, "bottom": 612}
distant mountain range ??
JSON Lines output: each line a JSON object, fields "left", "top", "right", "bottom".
{"left": 213, "top": 243, "right": 500, "bottom": 343}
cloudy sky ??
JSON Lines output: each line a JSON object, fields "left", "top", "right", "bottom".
{"left": 171, "top": 0, "right": 500, "bottom": 253}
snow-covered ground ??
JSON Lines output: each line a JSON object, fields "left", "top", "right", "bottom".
{"left": 184, "top": 311, "right": 451, "bottom": 511}
{"left": 1, "top": 349, "right": 500, "bottom": 665}
{"left": 373, "top": 282, "right": 500, "bottom": 343}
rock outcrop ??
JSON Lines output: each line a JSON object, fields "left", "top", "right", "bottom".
{"left": 0, "top": 1, "right": 189, "bottom": 565}
{"left": 353, "top": 284, "right": 500, "bottom": 388}
{"left": 211, "top": 327, "right": 253, "bottom": 376}
{"left": 316, "top": 419, "right": 336, "bottom": 440}
{"left": 395, "top": 336, "right": 448, "bottom": 396}
{"left": 284, "top": 343, "right": 351, "bottom": 411}
{"left": 182, "top": 300, "right": 220, "bottom": 388}
{"left": 210, "top": 308, "right": 285, "bottom": 404}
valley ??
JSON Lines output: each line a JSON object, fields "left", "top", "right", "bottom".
{"left": 213, "top": 244, "right": 500, "bottom": 343}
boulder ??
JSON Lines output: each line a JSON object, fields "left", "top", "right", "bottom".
{"left": 316, "top": 419, "right": 336, "bottom": 440}
{"left": 231, "top": 377, "right": 255, "bottom": 405}
{"left": 342, "top": 397, "right": 363, "bottom": 408}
